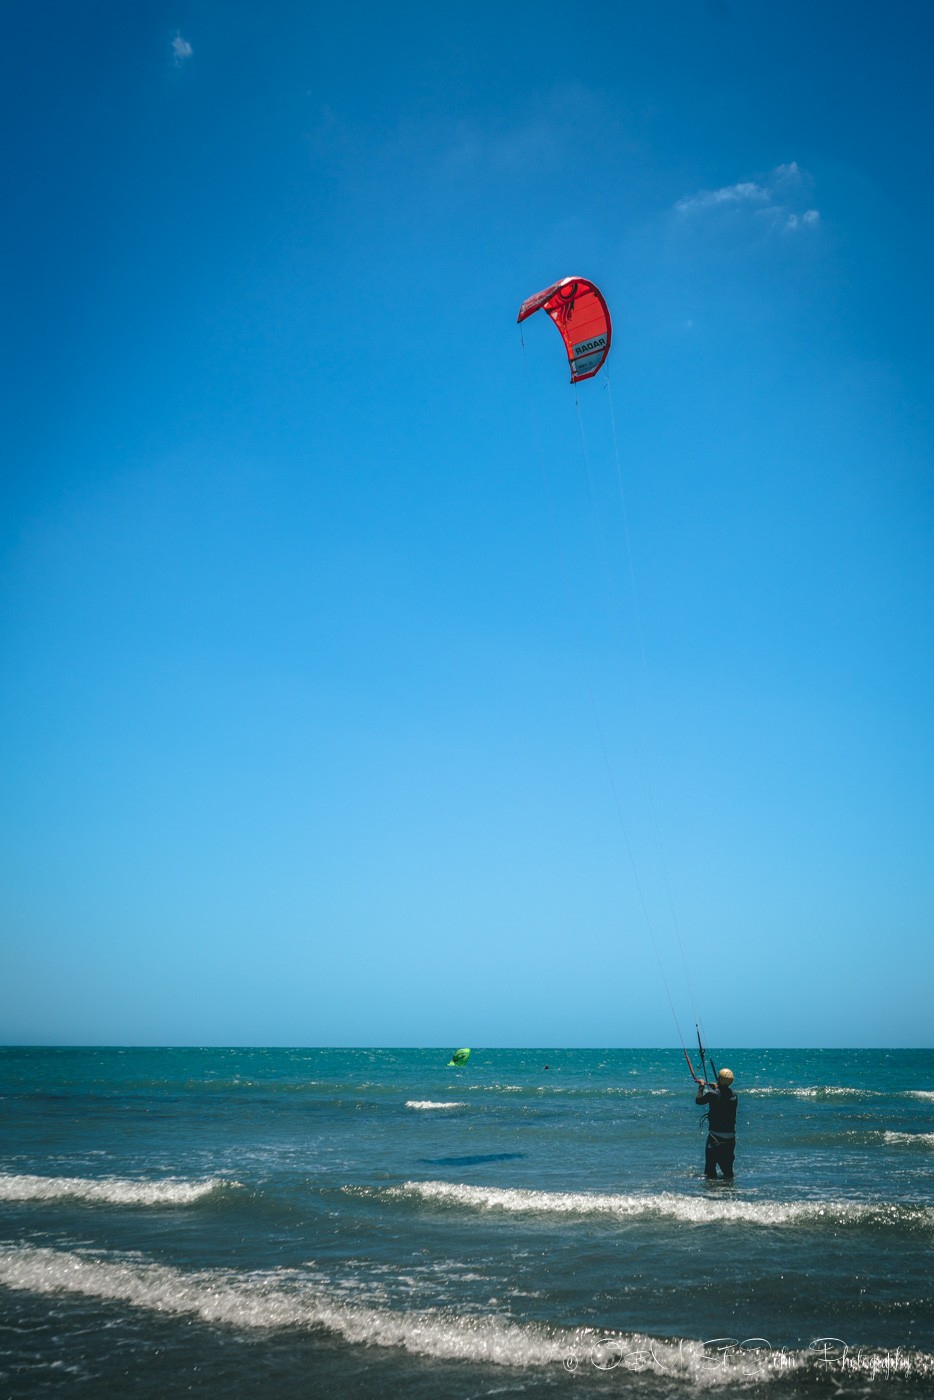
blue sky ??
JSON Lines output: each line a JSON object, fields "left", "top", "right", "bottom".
{"left": 2, "top": 1, "right": 932, "bottom": 1047}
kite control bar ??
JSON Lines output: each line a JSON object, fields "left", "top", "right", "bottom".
{"left": 683, "top": 1047, "right": 704, "bottom": 1086}
{"left": 685, "top": 1026, "right": 718, "bottom": 1088}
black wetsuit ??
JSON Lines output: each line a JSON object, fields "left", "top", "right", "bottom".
{"left": 697, "top": 1084, "right": 738, "bottom": 1179}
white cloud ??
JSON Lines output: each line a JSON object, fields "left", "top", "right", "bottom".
{"left": 772, "top": 160, "right": 801, "bottom": 183}
{"left": 785, "top": 209, "right": 820, "bottom": 232}
{"left": 675, "top": 163, "right": 819, "bottom": 232}
{"left": 172, "top": 33, "right": 193, "bottom": 65}
{"left": 675, "top": 180, "right": 769, "bottom": 214}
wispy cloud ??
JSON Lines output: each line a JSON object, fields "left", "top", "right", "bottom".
{"left": 675, "top": 162, "right": 819, "bottom": 233}
{"left": 172, "top": 33, "right": 193, "bottom": 66}
{"left": 676, "top": 181, "right": 768, "bottom": 212}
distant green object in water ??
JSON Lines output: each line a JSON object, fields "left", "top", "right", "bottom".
{"left": 447, "top": 1048, "right": 471, "bottom": 1067}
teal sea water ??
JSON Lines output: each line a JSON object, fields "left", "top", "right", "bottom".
{"left": 1, "top": 1046, "right": 932, "bottom": 1397}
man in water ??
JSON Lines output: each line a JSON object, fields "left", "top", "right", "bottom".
{"left": 695, "top": 1067, "right": 737, "bottom": 1180}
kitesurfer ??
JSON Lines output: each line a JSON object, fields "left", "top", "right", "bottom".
{"left": 695, "top": 1067, "right": 737, "bottom": 1180}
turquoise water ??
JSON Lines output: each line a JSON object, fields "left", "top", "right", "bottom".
{"left": 1, "top": 1046, "right": 932, "bottom": 1396}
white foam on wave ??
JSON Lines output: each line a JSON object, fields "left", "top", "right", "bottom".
{"left": 385, "top": 1181, "right": 934, "bottom": 1230}
{"left": 2, "top": 1243, "right": 931, "bottom": 1384}
{"left": 882, "top": 1131, "right": 934, "bottom": 1147}
{"left": 907, "top": 1090, "right": 934, "bottom": 1101}
{"left": 745, "top": 1085, "right": 873, "bottom": 1098}
{"left": 404, "top": 1101, "right": 466, "bottom": 1110}
{"left": 0, "top": 1243, "right": 649, "bottom": 1370}
{"left": 0, "top": 1173, "right": 236, "bottom": 1206}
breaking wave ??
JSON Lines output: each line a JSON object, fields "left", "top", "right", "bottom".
{"left": 1, "top": 1243, "right": 931, "bottom": 1385}
{"left": 405, "top": 1101, "right": 466, "bottom": 1110}
{"left": 0, "top": 1243, "right": 665, "bottom": 1371}
{"left": 0, "top": 1172, "right": 237, "bottom": 1207}
{"left": 373, "top": 1181, "right": 934, "bottom": 1230}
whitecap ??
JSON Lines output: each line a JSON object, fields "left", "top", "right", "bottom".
{"left": 0, "top": 1173, "right": 237, "bottom": 1206}
{"left": 2, "top": 1243, "right": 932, "bottom": 1384}
{"left": 404, "top": 1101, "right": 466, "bottom": 1110}
{"left": 380, "top": 1181, "right": 934, "bottom": 1230}
{"left": 0, "top": 1243, "right": 626, "bottom": 1369}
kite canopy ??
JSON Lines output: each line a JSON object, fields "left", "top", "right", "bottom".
{"left": 517, "top": 277, "right": 611, "bottom": 383}
{"left": 447, "top": 1048, "right": 471, "bottom": 1067}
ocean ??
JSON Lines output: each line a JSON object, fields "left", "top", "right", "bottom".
{"left": 1, "top": 1046, "right": 932, "bottom": 1397}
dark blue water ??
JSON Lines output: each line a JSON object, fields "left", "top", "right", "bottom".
{"left": 1, "top": 1047, "right": 932, "bottom": 1397}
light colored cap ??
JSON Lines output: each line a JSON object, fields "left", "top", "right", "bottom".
{"left": 717, "top": 1067, "right": 734, "bottom": 1084}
